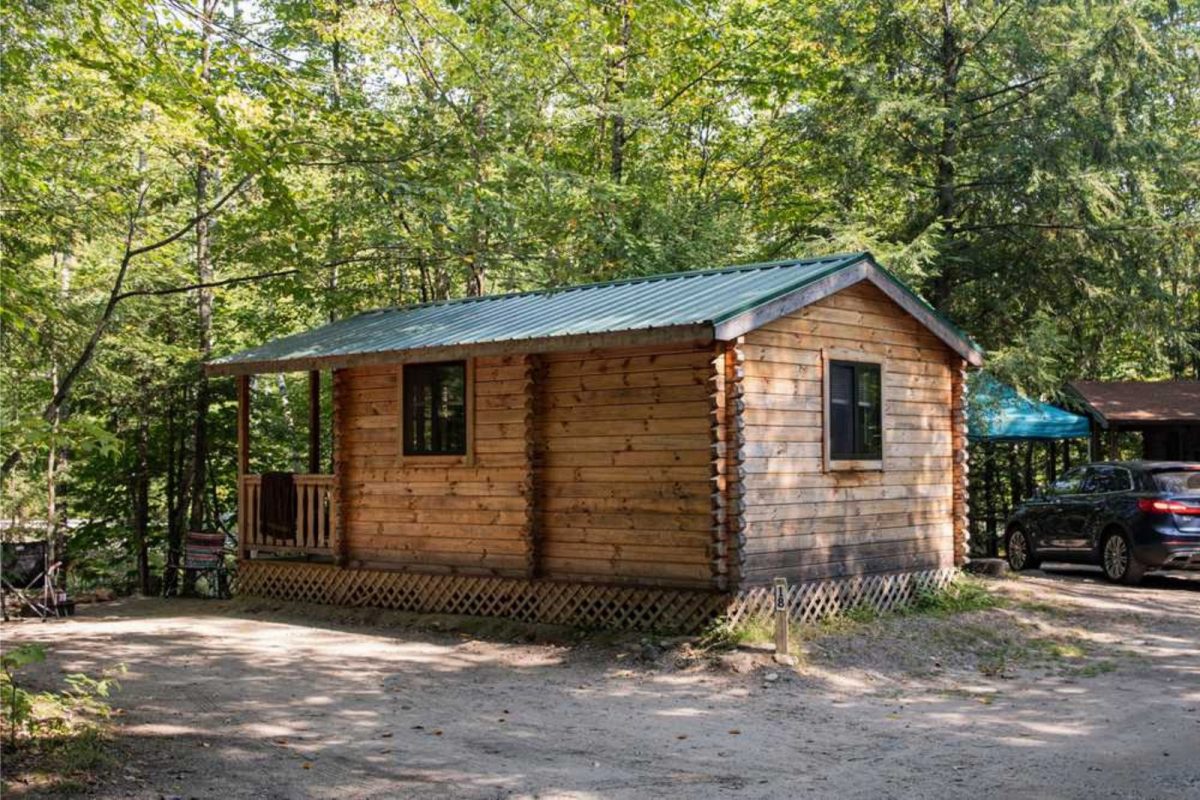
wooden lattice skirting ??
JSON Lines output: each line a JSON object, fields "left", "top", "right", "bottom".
{"left": 724, "top": 568, "right": 959, "bottom": 626}
{"left": 237, "top": 561, "right": 727, "bottom": 632}
{"left": 239, "top": 562, "right": 961, "bottom": 632}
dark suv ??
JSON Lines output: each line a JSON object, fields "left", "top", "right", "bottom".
{"left": 1004, "top": 462, "right": 1200, "bottom": 584}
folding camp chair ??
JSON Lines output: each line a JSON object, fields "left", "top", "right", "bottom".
{"left": 1, "top": 542, "right": 73, "bottom": 621}
{"left": 184, "top": 531, "right": 232, "bottom": 598}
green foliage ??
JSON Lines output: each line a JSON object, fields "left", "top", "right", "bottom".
{"left": 910, "top": 576, "right": 1003, "bottom": 616}
{"left": 0, "top": 644, "right": 123, "bottom": 793}
{"left": 1, "top": 644, "right": 46, "bottom": 746}
{"left": 698, "top": 616, "right": 774, "bottom": 650}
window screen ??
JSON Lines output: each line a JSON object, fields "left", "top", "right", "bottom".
{"left": 829, "top": 361, "right": 883, "bottom": 460}
{"left": 403, "top": 361, "right": 467, "bottom": 456}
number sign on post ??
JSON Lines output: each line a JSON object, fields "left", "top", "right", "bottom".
{"left": 773, "top": 577, "right": 789, "bottom": 658}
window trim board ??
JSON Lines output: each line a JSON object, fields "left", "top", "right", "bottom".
{"left": 822, "top": 348, "right": 886, "bottom": 472}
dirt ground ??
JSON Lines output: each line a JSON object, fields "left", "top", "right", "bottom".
{"left": 3, "top": 566, "right": 1198, "bottom": 799}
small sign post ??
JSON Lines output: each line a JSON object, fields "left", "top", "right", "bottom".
{"left": 773, "top": 577, "right": 789, "bottom": 659}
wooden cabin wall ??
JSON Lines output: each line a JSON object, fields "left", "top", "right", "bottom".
{"left": 738, "top": 281, "right": 957, "bottom": 584}
{"left": 335, "top": 357, "right": 534, "bottom": 575}
{"left": 533, "top": 344, "right": 719, "bottom": 589}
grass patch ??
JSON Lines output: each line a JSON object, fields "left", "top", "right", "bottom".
{"left": 908, "top": 576, "right": 1004, "bottom": 616}
{"left": 1068, "top": 660, "right": 1117, "bottom": 678}
{"left": 1, "top": 645, "right": 122, "bottom": 796}
{"left": 1016, "top": 600, "right": 1064, "bottom": 615}
{"left": 700, "top": 576, "right": 1003, "bottom": 652}
{"left": 955, "top": 629, "right": 1104, "bottom": 678}
{"left": 699, "top": 616, "right": 779, "bottom": 649}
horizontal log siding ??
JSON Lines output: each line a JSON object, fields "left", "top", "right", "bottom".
{"left": 739, "top": 281, "right": 957, "bottom": 584}
{"left": 336, "top": 357, "right": 533, "bottom": 576}
{"left": 535, "top": 345, "right": 718, "bottom": 589}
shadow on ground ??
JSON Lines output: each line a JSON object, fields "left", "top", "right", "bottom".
{"left": 2, "top": 571, "right": 1198, "bottom": 799}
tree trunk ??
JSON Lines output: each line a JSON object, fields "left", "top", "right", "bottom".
{"left": 163, "top": 390, "right": 182, "bottom": 596}
{"left": 133, "top": 403, "right": 151, "bottom": 595}
{"left": 327, "top": 20, "right": 343, "bottom": 322}
{"left": 183, "top": 0, "right": 219, "bottom": 596}
{"left": 46, "top": 249, "right": 72, "bottom": 568}
{"left": 608, "top": 0, "right": 632, "bottom": 184}
{"left": 929, "top": 0, "right": 961, "bottom": 308}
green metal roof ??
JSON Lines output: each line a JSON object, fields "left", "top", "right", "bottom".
{"left": 209, "top": 252, "right": 983, "bottom": 374}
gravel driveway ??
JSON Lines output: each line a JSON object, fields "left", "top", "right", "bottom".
{"left": 3, "top": 567, "right": 1198, "bottom": 799}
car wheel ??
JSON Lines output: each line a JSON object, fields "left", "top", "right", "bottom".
{"left": 1006, "top": 527, "right": 1040, "bottom": 571}
{"left": 1101, "top": 530, "right": 1146, "bottom": 585}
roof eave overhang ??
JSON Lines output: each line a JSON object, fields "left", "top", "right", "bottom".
{"left": 204, "top": 322, "right": 714, "bottom": 376}
{"left": 712, "top": 256, "right": 984, "bottom": 367}
{"left": 1065, "top": 382, "right": 1109, "bottom": 428}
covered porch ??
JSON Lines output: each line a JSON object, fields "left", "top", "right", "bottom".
{"left": 234, "top": 371, "right": 340, "bottom": 562}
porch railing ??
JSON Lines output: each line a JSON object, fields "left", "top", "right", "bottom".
{"left": 239, "top": 474, "right": 336, "bottom": 557}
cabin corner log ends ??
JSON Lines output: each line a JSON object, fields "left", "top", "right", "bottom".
{"left": 237, "top": 560, "right": 961, "bottom": 632}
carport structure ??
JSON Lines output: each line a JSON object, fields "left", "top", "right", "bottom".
{"left": 1069, "top": 381, "right": 1200, "bottom": 462}
{"left": 966, "top": 374, "right": 1090, "bottom": 556}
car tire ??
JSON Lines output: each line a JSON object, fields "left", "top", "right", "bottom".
{"left": 1101, "top": 529, "right": 1146, "bottom": 585}
{"left": 1006, "top": 527, "right": 1040, "bottom": 571}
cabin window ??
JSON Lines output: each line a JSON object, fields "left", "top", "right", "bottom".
{"left": 827, "top": 360, "right": 883, "bottom": 463}
{"left": 402, "top": 361, "right": 467, "bottom": 456}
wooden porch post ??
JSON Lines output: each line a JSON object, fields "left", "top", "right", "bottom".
{"left": 307, "top": 370, "right": 321, "bottom": 474}
{"left": 237, "top": 374, "right": 250, "bottom": 560}
{"left": 1107, "top": 427, "right": 1119, "bottom": 460}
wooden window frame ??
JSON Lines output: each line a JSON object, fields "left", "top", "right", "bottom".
{"left": 822, "top": 348, "right": 886, "bottom": 472}
{"left": 397, "top": 358, "right": 475, "bottom": 467}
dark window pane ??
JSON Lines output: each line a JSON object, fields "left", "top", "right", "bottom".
{"left": 829, "top": 363, "right": 855, "bottom": 459}
{"left": 403, "top": 361, "right": 467, "bottom": 455}
{"left": 1153, "top": 470, "right": 1200, "bottom": 496}
{"left": 856, "top": 365, "right": 882, "bottom": 457}
{"left": 1090, "top": 467, "right": 1131, "bottom": 493}
{"left": 829, "top": 361, "right": 882, "bottom": 461}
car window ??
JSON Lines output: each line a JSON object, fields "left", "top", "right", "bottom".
{"left": 1048, "top": 467, "right": 1086, "bottom": 496}
{"left": 1153, "top": 470, "right": 1200, "bottom": 496}
{"left": 1085, "top": 466, "right": 1133, "bottom": 494}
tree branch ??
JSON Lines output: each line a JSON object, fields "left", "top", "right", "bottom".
{"left": 114, "top": 268, "right": 300, "bottom": 302}
{"left": 126, "top": 174, "right": 252, "bottom": 260}
{"left": 962, "top": 0, "right": 1019, "bottom": 56}
{"left": 2, "top": 174, "right": 255, "bottom": 480}
{"left": 962, "top": 74, "right": 1047, "bottom": 105}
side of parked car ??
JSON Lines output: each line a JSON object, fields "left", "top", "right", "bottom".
{"left": 1004, "top": 461, "right": 1200, "bottom": 584}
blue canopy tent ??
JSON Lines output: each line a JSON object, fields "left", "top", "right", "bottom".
{"left": 967, "top": 373, "right": 1090, "bottom": 441}
{"left": 965, "top": 373, "right": 1091, "bottom": 558}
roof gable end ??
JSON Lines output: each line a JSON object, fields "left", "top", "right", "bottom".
{"left": 713, "top": 254, "right": 982, "bottom": 366}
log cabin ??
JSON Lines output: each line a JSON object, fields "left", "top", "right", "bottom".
{"left": 207, "top": 253, "right": 983, "bottom": 630}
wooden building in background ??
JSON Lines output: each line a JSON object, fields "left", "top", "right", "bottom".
{"left": 1070, "top": 381, "right": 1200, "bottom": 462}
{"left": 208, "top": 253, "right": 983, "bottom": 630}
